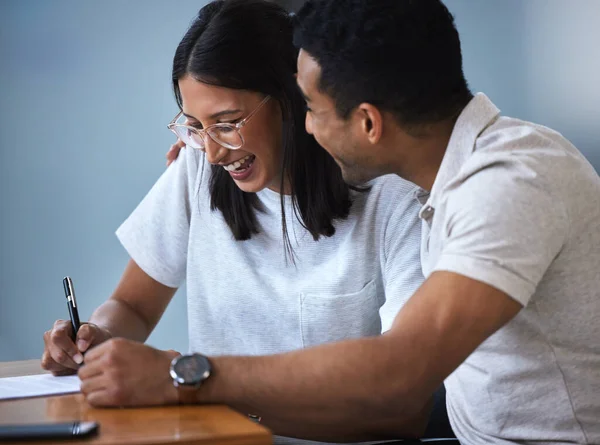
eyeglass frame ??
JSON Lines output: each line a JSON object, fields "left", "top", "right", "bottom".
{"left": 167, "top": 95, "right": 271, "bottom": 151}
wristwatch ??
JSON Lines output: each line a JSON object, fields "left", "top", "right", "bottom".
{"left": 169, "top": 353, "right": 212, "bottom": 404}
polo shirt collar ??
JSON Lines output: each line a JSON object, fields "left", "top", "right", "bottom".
{"left": 418, "top": 93, "right": 501, "bottom": 220}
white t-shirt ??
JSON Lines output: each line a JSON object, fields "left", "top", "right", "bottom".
{"left": 116, "top": 142, "right": 423, "bottom": 370}
{"left": 420, "top": 93, "right": 600, "bottom": 444}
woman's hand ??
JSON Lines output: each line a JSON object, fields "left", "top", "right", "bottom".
{"left": 78, "top": 338, "right": 180, "bottom": 407}
{"left": 166, "top": 139, "right": 186, "bottom": 167}
{"left": 41, "top": 321, "right": 112, "bottom": 375}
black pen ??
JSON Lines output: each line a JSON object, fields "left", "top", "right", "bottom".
{"left": 63, "top": 276, "right": 81, "bottom": 340}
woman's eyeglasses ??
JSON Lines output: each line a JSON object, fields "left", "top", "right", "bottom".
{"left": 167, "top": 96, "right": 271, "bottom": 151}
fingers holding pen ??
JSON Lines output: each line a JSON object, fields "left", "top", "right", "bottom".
{"left": 41, "top": 320, "right": 81, "bottom": 373}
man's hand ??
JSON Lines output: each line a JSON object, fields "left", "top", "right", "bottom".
{"left": 78, "top": 338, "right": 180, "bottom": 407}
{"left": 166, "top": 139, "right": 185, "bottom": 167}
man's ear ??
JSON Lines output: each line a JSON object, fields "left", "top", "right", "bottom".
{"left": 356, "top": 103, "right": 383, "bottom": 144}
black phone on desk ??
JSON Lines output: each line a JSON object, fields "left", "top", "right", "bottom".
{"left": 0, "top": 421, "right": 98, "bottom": 441}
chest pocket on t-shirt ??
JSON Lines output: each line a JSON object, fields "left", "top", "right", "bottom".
{"left": 300, "top": 280, "right": 381, "bottom": 347}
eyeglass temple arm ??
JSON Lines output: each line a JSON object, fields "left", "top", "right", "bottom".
{"left": 237, "top": 96, "right": 270, "bottom": 129}
{"left": 168, "top": 111, "right": 184, "bottom": 127}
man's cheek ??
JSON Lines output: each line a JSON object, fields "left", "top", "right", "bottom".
{"left": 314, "top": 132, "right": 332, "bottom": 154}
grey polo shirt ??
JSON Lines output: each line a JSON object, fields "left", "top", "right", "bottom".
{"left": 419, "top": 93, "right": 600, "bottom": 444}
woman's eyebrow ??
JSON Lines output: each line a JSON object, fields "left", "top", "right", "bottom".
{"left": 182, "top": 109, "right": 242, "bottom": 121}
{"left": 209, "top": 109, "right": 242, "bottom": 119}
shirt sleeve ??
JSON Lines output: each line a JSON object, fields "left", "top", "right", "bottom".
{"left": 116, "top": 147, "right": 203, "bottom": 288}
{"left": 432, "top": 153, "right": 569, "bottom": 306}
{"left": 379, "top": 182, "right": 425, "bottom": 332}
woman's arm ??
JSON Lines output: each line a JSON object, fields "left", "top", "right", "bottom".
{"left": 89, "top": 258, "right": 178, "bottom": 342}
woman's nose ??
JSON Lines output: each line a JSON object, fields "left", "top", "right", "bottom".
{"left": 204, "top": 136, "right": 229, "bottom": 164}
{"left": 305, "top": 111, "right": 314, "bottom": 135}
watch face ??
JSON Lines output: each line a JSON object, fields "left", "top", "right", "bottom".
{"left": 172, "top": 354, "right": 211, "bottom": 385}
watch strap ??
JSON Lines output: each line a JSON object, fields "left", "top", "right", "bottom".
{"left": 175, "top": 383, "right": 200, "bottom": 405}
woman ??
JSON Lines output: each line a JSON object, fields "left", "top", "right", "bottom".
{"left": 41, "top": 0, "right": 423, "bottom": 442}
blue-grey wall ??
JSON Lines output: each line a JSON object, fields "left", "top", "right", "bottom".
{"left": 0, "top": 1, "right": 209, "bottom": 361}
{"left": 1, "top": 1, "right": 599, "bottom": 361}
{"left": 445, "top": 0, "right": 600, "bottom": 168}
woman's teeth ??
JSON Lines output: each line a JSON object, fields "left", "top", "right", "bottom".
{"left": 223, "top": 155, "right": 254, "bottom": 171}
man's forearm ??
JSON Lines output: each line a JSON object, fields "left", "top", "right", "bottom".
{"left": 204, "top": 270, "right": 523, "bottom": 441}
{"left": 89, "top": 298, "right": 153, "bottom": 343}
{"left": 202, "top": 335, "right": 433, "bottom": 442}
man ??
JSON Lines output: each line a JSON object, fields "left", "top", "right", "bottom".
{"left": 67, "top": 1, "right": 599, "bottom": 444}
{"left": 291, "top": 0, "right": 600, "bottom": 443}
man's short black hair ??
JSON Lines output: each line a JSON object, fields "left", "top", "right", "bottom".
{"left": 293, "top": 0, "right": 473, "bottom": 127}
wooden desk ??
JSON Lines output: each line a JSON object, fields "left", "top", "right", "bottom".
{"left": 0, "top": 360, "right": 271, "bottom": 445}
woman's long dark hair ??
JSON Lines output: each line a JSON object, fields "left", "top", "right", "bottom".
{"left": 172, "top": 0, "right": 356, "bottom": 259}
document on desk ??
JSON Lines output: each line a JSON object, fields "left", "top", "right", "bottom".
{"left": 0, "top": 374, "right": 81, "bottom": 400}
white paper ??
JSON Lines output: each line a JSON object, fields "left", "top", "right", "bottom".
{"left": 0, "top": 373, "right": 81, "bottom": 400}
